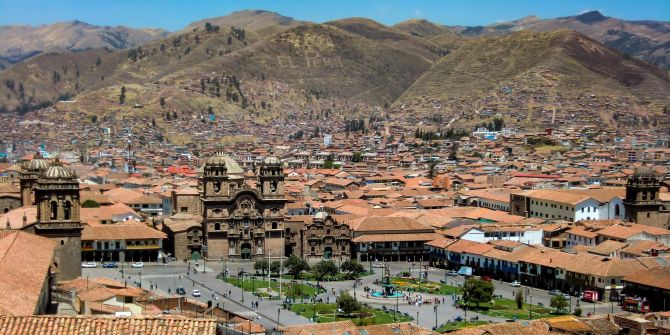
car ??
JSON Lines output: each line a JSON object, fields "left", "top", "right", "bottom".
{"left": 372, "top": 263, "right": 386, "bottom": 268}
{"left": 510, "top": 281, "right": 521, "bottom": 287}
{"left": 549, "top": 289, "right": 563, "bottom": 296}
{"left": 446, "top": 270, "right": 458, "bottom": 276}
{"left": 480, "top": 276, "right": 493, "bottom": 281}
{"left": 82, "top": 262, "right": 97, "bottom": 268}
{"left": 102, "top": 262, "right": 118, "bottom": 268}
{"left": 192, "top": 289, "right": 201, "bottom": 297}
{"left": 131, "top": 262, "right": 144, "bottom": 268}
{"left": 176, "top": 286, "right": 186, "bottom": 295}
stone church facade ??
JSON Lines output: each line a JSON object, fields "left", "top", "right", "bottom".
{"left": 200, "top": 150, "right": 288, "bottom": 260}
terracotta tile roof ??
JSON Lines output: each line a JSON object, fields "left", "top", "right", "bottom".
{"left": 81, "top": 223, "right": 166, "bottom": 241}
{"left": 0, "top": 206, "right": 37, "bottom": 230}
{"left": 352, "top": 232, "right": 441, "bottom": 243}
{"left": 0, "top": 315, "right": 216, "bottom": 335}
{"left": 588, "top": 240, "right": 628, "bottom": 256}
{"left": 349, "top": 216, "right": 434, "bottom": 233}
{"left": 624, "top": 266, "right": 670, "bottom": 291}
{"left": 279, "top": 321, "right": 438, "bottom": 335}
{"left": 104, "top": 187, "right": 162, "bottom": 205}
{"left": 567, "top": 226, "right": 598, "bottom": 238}
{"left": 0, "top": 231, "right": 55, "bottom": 316}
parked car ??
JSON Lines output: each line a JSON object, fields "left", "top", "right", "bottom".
{"left": 192, "top": 289, "right": 201, "bottom": 297}
{"left": 82, "top": 262, "right": 97, "bottom": 268}
{"left": 510, "top": 281, "right": 521, "bottom": 287}
{"left": 446, "top": 270, "right": 458, "bottom": 276}
{"left": 480, "top": 276, "right": 493, "bottom": 281}
{"left": 102, "top": 262, "right": 118, "bottom": 268}
{"left": 549, "top": 289, "right": 563, "bottom": 296}
{"left": 176, "top": 286, "right": 186, "bottom": 295}
{"left": 131, "top": 262, "right": 144, "bottom": 268}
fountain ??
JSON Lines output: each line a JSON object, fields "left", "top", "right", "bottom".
{"left": 370, "top": 265, "right": 403, "bottom": 298}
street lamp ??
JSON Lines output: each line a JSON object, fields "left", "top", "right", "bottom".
{"left": 139, "top": 271, "right": 142, "bottom": 289}
{"left": 241, "top": 273, "right": 245, "bottom": 303}
{"left": 434, "top": 305, "right": 438, "bottom": 330}
{"left": 529, "top": 294, "right": 533, "bottom": 320}
{"left": 277, "top": 308, "right": 281, "bottom": 324}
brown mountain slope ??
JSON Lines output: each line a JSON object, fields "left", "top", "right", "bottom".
{"left": 325, "top": 18, "right": 448, "bottom": 62}
{"left": 396, "top": 30, "right": 670, "bottom": 107}
{"left": 184, "top": 10, "right": 304, "bottom": 37}
{"left": 452, "top": 11, "right": 670, "bottom": 69}
{"left": 0, "top": 21, "right": 167, "bottom": 66}
{"left": 192, "top": 22, "right": 435, "bottom": 105}
{"left": 0, "top": 24, "right": 253, "bottom": 112}
{"left": 392, "top": 19, "right": 450, "bottom": 37}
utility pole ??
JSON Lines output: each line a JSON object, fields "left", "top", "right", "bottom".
{"left": 434, "top": 305, "right": 438, "bottom": 330}
{"left": 529, "top": 295, "right": 533, "bottom": 320}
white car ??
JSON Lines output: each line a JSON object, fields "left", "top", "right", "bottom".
{"left": 131, "top": 262, "right": 144, "bottom": 268}
{"left": 510, "top": 281, "right": 521, "bottom": 287}
{"left": 82, "top": 262, "right": 97, "bottom": 268}
{"left": 192, "top": 289, "right": 201, "bottom": 297}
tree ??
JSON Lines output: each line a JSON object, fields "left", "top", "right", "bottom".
{"left": 81, "top": 199, "right": 100, "bottom": 208}
{"left": 336, "top": 292, "right": 360, "bottom": 316}
{"left": 573, "top": 307, "right": 582, "bottom": 317}
{"left": 254, "top": 259, "right": 269, "bottom": 276}
{"left": 284, "top": 255, "right": 310, "bottom": 279}
{"left": 160, "top": 97, "right": 165, "bottom": 108}
{"left": 271, "top": 261, "right": 282, "bottom": 275}
{"left": 313, "top": 260, "right": 339, "bottom": 282}
{"left": 515, "top": 290, "right": 524, "bottom": 310}
{"left": 119, "top": 86, "right": 126, "bottom": 104}
{"left": 340, "top": 260, "right": 365, "bottom": 279}
{"left": 462, "top": 278, "right": 494, "bottom": 308}
{"left": 550, "top": 295, "right": 568, "bottom": 313}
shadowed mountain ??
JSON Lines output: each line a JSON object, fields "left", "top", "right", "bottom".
{"left": 449, "top": 11, "right": 670, "bottom": 69}
{"left": 396, "top": 30, "right": 670, "bottom": 107}
{"left": 0, "top": 20, "right": 168, "bottom": 67}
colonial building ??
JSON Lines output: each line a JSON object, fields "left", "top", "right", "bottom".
{"left": 302, "top": 212, "right": 351, "bottom": 262}
{"left": 201, "top": 150, "right": 287, "bottom": 260}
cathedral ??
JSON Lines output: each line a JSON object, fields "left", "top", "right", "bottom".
{"left": 200, "top": 149, "right": 287, "bottom": 260}
{"left": 18, "top": 155, "right": 82, "bottom": 281}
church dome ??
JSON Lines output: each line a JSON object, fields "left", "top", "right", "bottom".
{"left": 263, "top": 156, "right": 281, "bottom": 165}
{"left": 205, "top": 152, "right": 244, "bottom": 174}
{"left": 27, "top": 158, "right": 49, "bottom": 171}
{"left": 42, "top": 163, "right": 74, "bottom": 179}
{"left": 633, "top": 165, "right": 658, "bottom": 178}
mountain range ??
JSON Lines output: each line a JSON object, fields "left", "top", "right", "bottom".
{"left": 0, "top": 10, "right": 667, "bottom": 127}
{"left": 0, "top": 20, "right": 168, "bottom": 70}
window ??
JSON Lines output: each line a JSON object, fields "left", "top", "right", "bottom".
{"left": 63, "top": 201, "right": 72, "bottom": 220}
{"left": 214, "top": 223, "right": 221, "bottom": 231}
{"left": 180, "top": 207, "right": 188, "bottom": 213}
{"left": 272, "top": 222, "right": 278, "bottom": 229}
{"left": 50, "top": 201, "right": 58, "bottom": 220}
{"left": 213, "top": 181, "right": 221, "bottom": 193}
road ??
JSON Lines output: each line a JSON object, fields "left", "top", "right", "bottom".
{"left": 83, "top": 260, "right": 621, "bottom": 331}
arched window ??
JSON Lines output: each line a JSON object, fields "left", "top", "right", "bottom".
{"left": 50, "top": 201, "right": 58, "bottom": 220}
{"left": 271, "top": 222, "right": 277, "bottom": 229}
{"left": 213, "top": 181, "right": 221, "bottom": 193}
{"left": 614, "top": 204, "right": 621, "bottom": 217}
{"left": 270, "top": 181, "right": 277, "bottom": 193}
{"left": 214, "top": 223, "right": 221, "bottom": 231}
{"left": 642, "top": 192, "right": 647, "bottom": 200}
{"left": 64, "top": 201, "right": 72, "bottom": 220}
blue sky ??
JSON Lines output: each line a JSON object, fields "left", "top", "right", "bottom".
{"left": 1, "top": 0, "right": 668, "bottom": 31}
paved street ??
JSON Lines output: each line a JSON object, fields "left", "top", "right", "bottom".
{"left": 84, "top": 260, "right": 622, "bottom": 331}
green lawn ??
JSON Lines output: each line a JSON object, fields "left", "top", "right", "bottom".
{"left": 390, "top": 277, "right": 458, "bottom": 295}
{"left": 289, "top": 303, "right": 413, "bottom": 325}
{"left": 222, "top": 277, "right": 320, "bottom": 299}
{"left": 437, "top": 320, "right": 491, "bottom": 332}
{"left": 459, "top": 298, "right": 567, "bottom": 320}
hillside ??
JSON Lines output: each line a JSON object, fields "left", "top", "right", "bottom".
{"left": 392, "top": 19, "right": 450, "bottom": 37}
{"left": 396, "top": 30, "right": 670, "bottom": 110}
{"left": 184, "top": 10, "right": 304, "bottom": 37}
{"left": 0, "top": 21, "right": 167, "bottom": 67}
{"left": 451, "top": 11, "right": 670, "bottom": 69}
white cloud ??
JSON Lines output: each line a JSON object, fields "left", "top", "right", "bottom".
{"left": 414, "top": 9, "right": 423, "bottom": 17}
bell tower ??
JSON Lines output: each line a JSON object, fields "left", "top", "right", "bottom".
{"left": 34, "top": 159, "right": 82, "bottom": 281}
{"left": 259, "top": 156, "right": 284, "bottom": 198}
{"left": 202, "top": 148, "right": 230, "bottom": 198}
{"left": 624, "top": 166, "right": 663, "bottom": 225}
{"left": 19, "top": 153, "right": 48, "bottom": 206}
